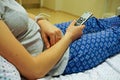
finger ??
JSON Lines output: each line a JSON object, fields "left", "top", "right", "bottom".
{"left": 50, "top": 34, "right": 56, "bottom": 46}
{"left": 56, "top": 31, "right": 62, "bottom": 41}
{"left": 80, "top": 25, "right": 85, "bottom": 30}
{"left": 69, "top": 20, "right": 76, "bottom": 26}
{"left": 42, "top": 33, "right": 50, "bottom": 48}
{"left": 56, "top": 30, "right": 62, "bottom": 38}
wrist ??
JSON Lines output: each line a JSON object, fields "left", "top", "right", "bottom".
{"left": 37, "top": 19, "right": 47, "bottom": 24}
{"left": 64, "top": 33, "right": 73, "bottom": 43}
{"left": 35, "top": 16, "right": 48, "bottom": 24}
{"left": 35, "top": 13, "right": 50, "bottom": 23}
{"left": 37, "top": 19, "right": 50, "bottom": 29}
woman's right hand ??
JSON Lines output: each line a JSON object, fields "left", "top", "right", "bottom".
{"left": 65, "top": 20, "right": 85, "bottom": 42}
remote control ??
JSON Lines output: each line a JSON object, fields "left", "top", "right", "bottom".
{"left": 75, "top": 12, "right": 93, "bottom": 26}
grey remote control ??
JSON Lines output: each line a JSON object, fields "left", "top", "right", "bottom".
{"left": 75, "top": 12, "right": 93, "bottom": 26}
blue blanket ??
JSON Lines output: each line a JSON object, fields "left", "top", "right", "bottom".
{"left": 55, "top": 16, "right": 120, "bottom": 74}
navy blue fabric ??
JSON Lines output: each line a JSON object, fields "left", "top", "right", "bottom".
{"left": 55, "top": 16, "right": 120, "bottom": 75}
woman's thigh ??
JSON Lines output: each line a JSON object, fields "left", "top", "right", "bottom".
{"left": 63, "top": 26, "right": 120, "bottom": 74}
{"left": 55, "top": 16, "right": 120, "bottom": 35}
{"left": 0, "top": 56, "right": 21, "bottom": 80}
{"left": 83, "top": 16, "right": 120, "bottom": 34}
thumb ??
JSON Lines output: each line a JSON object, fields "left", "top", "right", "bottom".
{"left": 80, "top": 25, "right": 85, "bottom": 30}
{"left": 70, "top": 20, "right": 76, "bottom": 26}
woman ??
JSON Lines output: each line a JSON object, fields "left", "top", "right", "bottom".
{"left": 0, "top": 0, "right": 120, "bottom": 80}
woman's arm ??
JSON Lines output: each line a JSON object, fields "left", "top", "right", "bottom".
{"left": 38, "top": 19, "right": 62, "bottom": 48}
{"left": 28, "top": 13, "right": 63, "bottom": 48}
{"left": 0, "top": 20, "right": 84, "bottom": 79}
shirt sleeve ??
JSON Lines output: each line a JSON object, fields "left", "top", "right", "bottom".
{"left": 0, "top": 16, "right": 1, "bottom": 20}
{"left": 0, "top": 1, "right": 5, "bottom": 20}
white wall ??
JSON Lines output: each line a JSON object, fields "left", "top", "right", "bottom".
{"left": 59, "top": 0, "right": 106, "bottom": 18}
{"left": 106, "top": 0, "right": 120, "bottom": 13}
{"left": 42, "top": 0, "right": 120, "bottom": 18}
{"left": 42, "top": 0, "right": 56, "bottom": 10}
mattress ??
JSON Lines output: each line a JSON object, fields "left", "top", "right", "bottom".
{"left": 38, "top": 53, "right": 120, "bottom": 80}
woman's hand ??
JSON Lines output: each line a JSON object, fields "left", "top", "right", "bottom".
{"left": 28, "top": 13, "right": 62, "bottom": 48}
{"left": 65, "top": 20, "right": 85, "bottom": 42}
{"left": 38, "top": 20, "right": 62, "bottom": 48}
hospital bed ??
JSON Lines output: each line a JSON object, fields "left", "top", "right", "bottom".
{"left": 38, "top": 53, "right": 120, "bottom": 80}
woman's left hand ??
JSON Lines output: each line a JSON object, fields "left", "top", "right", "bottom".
{"left": 37, "top": 20, "right": 62, "bottom": 48}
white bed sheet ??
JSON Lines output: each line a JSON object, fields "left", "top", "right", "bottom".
{"left": 38, "top": 53, "right": 120, "bottom": 80}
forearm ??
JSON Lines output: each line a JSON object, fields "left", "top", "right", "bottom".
{"left": 28, "top": 14, "right": 69, "bottom": 71}
{"left": 28, "top": 13, "right": 51, "bottom": 28}
{"left": 37, "top": 19, "right": 52, "bottom": 28}
{"left": 34, "top": 34, "right": 72, "bottom": 77}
